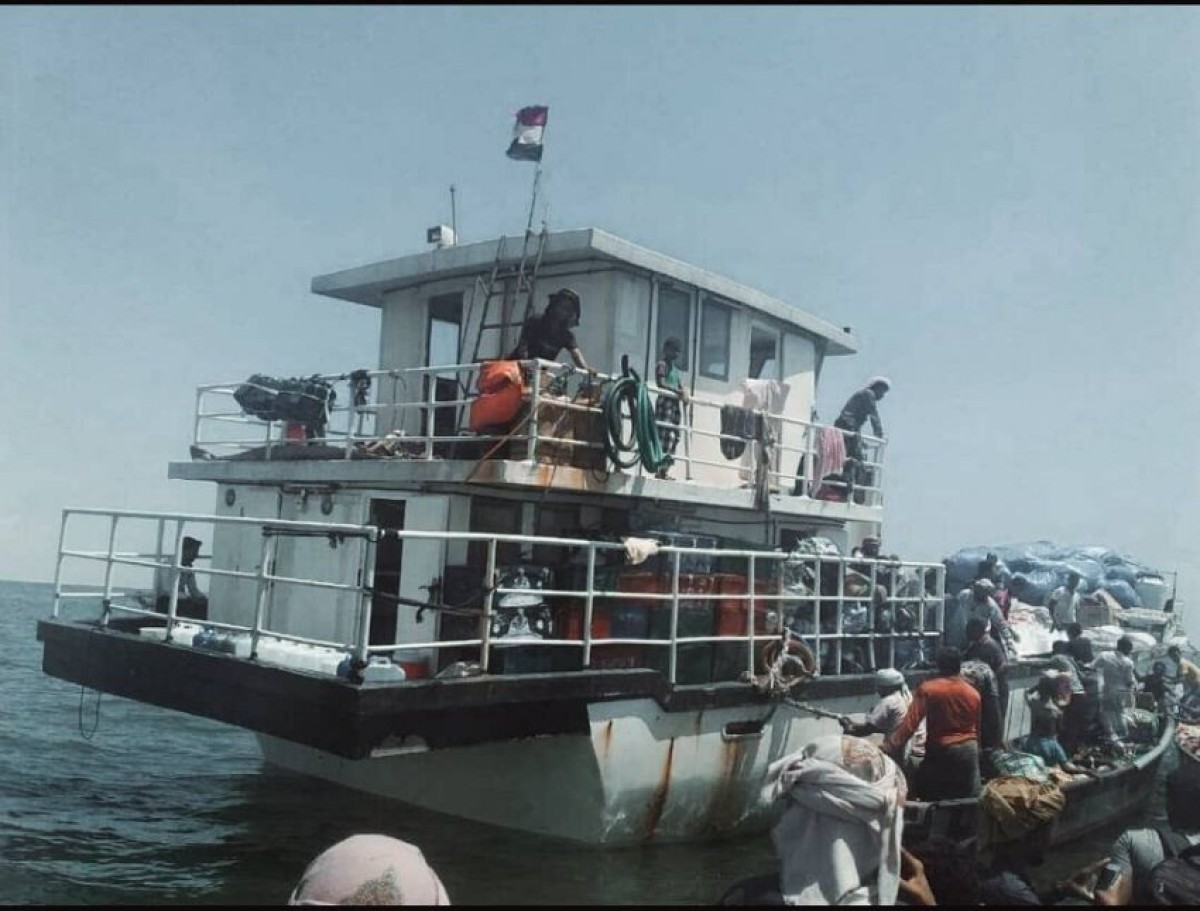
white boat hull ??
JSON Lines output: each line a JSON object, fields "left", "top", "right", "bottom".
{"left": 258, "top": 690, "right": 920, "bottom": 844}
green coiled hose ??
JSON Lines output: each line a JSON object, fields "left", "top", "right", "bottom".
{"left": 601, "top": 360, "right": 672, "bottom": 475}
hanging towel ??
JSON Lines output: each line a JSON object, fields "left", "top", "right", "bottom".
{"left": 813, "top": 426, "right": 848, "bottom": 498}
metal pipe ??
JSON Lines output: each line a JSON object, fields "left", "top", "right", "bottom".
{"left": 480, "top": 539, "right": 497, "bottom": 674}
{"left": 51, "top": 512, "right": 69, "bottom": 619}
{"left": 249, "top": 532, "right": 278, "bottom": 660}
{"left": 582, "top": 545, "right": 597, "bottom": 668}
{"left": 669, "top": 549, "right": 681, "bottom": 684}
{"left": 164, "top": 523, "right": 186, "bottom": 643}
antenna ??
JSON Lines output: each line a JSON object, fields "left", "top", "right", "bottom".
{"left": 449, "top": 184, "right": 458, "bottom": 241}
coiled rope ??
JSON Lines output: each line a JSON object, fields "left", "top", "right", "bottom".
{"left": 601, "top": 356, "right": 672, "bottom": 475}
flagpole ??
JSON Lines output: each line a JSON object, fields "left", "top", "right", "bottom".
{"left": 524, "top": 166, "right": 542, "bottom": 239}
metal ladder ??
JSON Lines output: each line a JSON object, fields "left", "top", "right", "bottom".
{"left": 464, "top": 226, "right": 549, "bottom": 367}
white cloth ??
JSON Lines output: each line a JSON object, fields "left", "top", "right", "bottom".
{"left": 739, "top": 379, "right": 792, "bottom": 486}
{"left": 622, "top": 536, "right": 661, "bottom": 566}
{"left": 763, "top": 734, "right": 905, "bottom": 906}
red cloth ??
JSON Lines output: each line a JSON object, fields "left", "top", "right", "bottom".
{"left": 813, "top": 425, "right": 847, "bottom": 497}
{"left": 887, "top": 676, "right": 980, "bottom": 751}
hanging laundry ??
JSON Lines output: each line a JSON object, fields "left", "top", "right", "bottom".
{"left": 813, "top": 425, "right": 848, "bottom": 498}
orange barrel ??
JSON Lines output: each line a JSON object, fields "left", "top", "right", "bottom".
{"left": 711, "top": 574, "right": 780, "bottom": 681}
{"left": 623, "top": 571, "right": 715, "bottom": 685}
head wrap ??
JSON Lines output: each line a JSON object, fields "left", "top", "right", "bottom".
{"left": 288, "top": 834, "right": 450, "bottom": 905}
{"left": 875, "top": 668, "right": 904, "bottom": 689}
{"left": 867, "top": 376, "right": 891, "bottom": 391}
{"left": 978, "top": 776, "right": 1065, "bottom": 848}
{"left": 972, "top": 578, "right": 996, "bottom": 593}
{"left": 763, "top": 735, "right": 906, "bottom": 905}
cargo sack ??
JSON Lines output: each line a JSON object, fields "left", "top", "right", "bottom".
{"left": 233, "top": 374, "right": 335, "bottom": 428}
{"left": 233, "top": 374, "right": 282, "bottom": 421}
{"left": 1150, "top": 829, "right": 1200, "bottom": 905}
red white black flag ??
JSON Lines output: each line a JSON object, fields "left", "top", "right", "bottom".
{"left": 506, "top": 105, "right": 548, "bottom": 161}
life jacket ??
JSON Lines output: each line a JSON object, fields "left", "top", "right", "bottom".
{"left": 468, "top": 361, "right": 526, "bottom": 431}
{"left": 1149, "top": 827, "right": 1200, "bottom": 905}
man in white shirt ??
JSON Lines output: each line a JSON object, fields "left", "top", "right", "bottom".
{"left": 1093, "top": 635, "right": 1137, "bottom": 741}
{"left": 1047, "top": 572, "right": 1082, "bottom": 630}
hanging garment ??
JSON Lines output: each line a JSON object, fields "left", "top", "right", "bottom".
{"left": 813, "top": 426, "right": 848, "bottom": 498}
{"left": 720, "top": 405, "right": 757, "bottom": 460}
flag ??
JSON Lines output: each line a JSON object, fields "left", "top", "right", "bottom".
{"left": 506, "top": 105, "right": 548, "bottom": 161}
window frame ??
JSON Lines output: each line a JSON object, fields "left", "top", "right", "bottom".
{"left": 699, "top": 296, "right": 733, "bottom": 381}
{"left": 655, "top": 283, "right": 692, "bottom": 373}
{"left": 748, "top": 322, "right": 782, "bottom": 382}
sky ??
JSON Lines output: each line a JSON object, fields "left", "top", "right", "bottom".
{"left": 3, "top": 7, "right": 1199, "bottom": 633}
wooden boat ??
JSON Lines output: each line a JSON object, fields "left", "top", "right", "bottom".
{"left": 903, "top": 713, "right": 1177, "bottom": 846}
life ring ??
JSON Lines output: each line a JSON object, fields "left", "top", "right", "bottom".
{"left": 760, "top": 636, "right": 817, "bottom": 684}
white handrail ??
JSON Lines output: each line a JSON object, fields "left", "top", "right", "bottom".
{"left": 51, "top": 507, "right": 946, "bottom": 683}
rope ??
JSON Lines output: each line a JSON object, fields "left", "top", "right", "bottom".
{"left": 78, "top": 622, "right": 103, "bottom": 740}
{"left": 601, "top": 358, "right": 671, "bottom": 474}
{"left": 748, "top": 632, "right": 817, "bottom": 698}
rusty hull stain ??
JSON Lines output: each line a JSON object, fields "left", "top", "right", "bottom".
{"left": 643, "top": 737, "right": 676, "bottom": 840}
{"left": 601, "top": 719, "right": 614, "bottom": 761}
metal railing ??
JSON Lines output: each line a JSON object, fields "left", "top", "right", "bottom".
{"left": 52, "top": 509, "right": 944, "bottom": 684}
{"left": 190, "top": 362, "right": 886, "bottom": 506}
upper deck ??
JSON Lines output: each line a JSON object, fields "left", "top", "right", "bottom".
{"left": 172, "top": 228, "right": 884, "bottom": 524}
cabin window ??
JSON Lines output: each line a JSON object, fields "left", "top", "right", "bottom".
{"left": 699, "top": 297, "right": 732, "bottom": 380}
{"left": 655, "top": 284, "right": 691, "bottom": 371}
{"left": 749, "top": 325, "right": 780, "bottom": 381}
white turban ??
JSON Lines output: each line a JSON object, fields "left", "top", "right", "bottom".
{"left": 867, "top": 376, "right": 891, "bottom": 391}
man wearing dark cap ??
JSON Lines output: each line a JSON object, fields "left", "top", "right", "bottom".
{"left": 509, "top": 288, "right": 591, "bottom": 371}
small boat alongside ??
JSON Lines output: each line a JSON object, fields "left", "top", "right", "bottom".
{"left": 903, "top": 711, "right": 1177, "bottom": 847}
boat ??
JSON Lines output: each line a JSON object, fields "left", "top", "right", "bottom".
{"left": 903, "top": 711, "right": 1177, "bottom": 846}
{"left": 37, "top": 226, "right": 1059, "bottom": 844}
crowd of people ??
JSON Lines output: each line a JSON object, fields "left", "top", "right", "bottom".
{"left": 716, "top": 726, "right": 1200, "bottom": 907}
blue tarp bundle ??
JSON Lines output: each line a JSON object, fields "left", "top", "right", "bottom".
{"left": 943, "top": 541, "right": 1158, "bottom": 609}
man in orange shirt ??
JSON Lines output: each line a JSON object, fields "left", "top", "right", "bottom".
{"left": 885, "top": 647, "right": 982, "bottom": 801}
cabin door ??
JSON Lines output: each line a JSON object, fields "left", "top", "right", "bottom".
{"left": 424, "top": 292, "right": 463, "bottom": 454}
{"left": 366, "top": 495, "right": 450, "bottom": 663}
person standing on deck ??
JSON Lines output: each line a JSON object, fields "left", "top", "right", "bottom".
{"left": 833, "top": 377, "right": 889, "bottom": 468}
{"left": 885, "top": 648, "right": 982, "bottom": 801}
{"left": 1047, "top": 571, "right": 1083, "bottom": 631}
{"left": 1093, "top": 636, "right": 1137, "bottom": 741}
{"left": 964, "top": 616, "right": 1010, "bottom": 719}
{"left": 1166, "top": 644, "right": 1200, "bottom": 701}
{"left": 508, "top": 288, "right": 591, "bottom": 373}
{"left": 151, "top": 535, "right": 208, "bottom": 621}
{"left": 840, "top": 668, "right": 927, "bottom": 769}
{"left": 950, "top": 579, "right": 1017, "bottom": 658}
{"left": 653, "top": 337, "right": 688, "bottom": 480}
{"left": 1048, "top": 640, "right": 1088, "bottom": 753}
